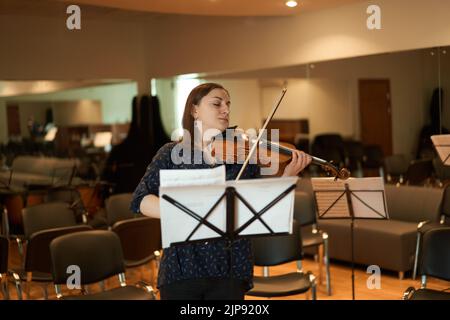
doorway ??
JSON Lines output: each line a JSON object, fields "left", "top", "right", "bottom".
{"left": 359, "top": 79, "right": 393, "bottom": 156}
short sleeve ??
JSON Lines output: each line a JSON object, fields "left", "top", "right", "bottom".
{"left": 130, "top": 143, "right": 173, "bottom": 213}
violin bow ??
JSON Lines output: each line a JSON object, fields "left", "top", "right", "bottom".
{"left": 235, "top": 88, "right": 287, "bottom": 181}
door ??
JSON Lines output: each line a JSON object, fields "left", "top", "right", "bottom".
{"left": 6, "top": 104, "right": 21, "bottom": 137}
{"left": 359, "top": 79, "right": 393, "bottom": 156}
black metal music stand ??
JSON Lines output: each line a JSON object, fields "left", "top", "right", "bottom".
{"left": 161, "top": 183, "right": 297, "bottom": 248}
{"left": 312, "top": 179, "right": 388, "bottom": 300}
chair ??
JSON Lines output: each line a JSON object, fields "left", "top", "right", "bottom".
{"left": 403, "top": 227, "right": 450, "bottom": 300}
{"left": 45, "top": 186, "right": 88, "bottom": 224}
{"left": 405, "top": 159, "right": 433, "bottom": 186}
{"left": 412, "top": 184, "right": 450, "bottom": 279}
{"left": 105, "top": 193, "right": 137, "bottom": 227}
{"left": 247, "top": 220, "right": 317, "bottom": 299}
{"left": 362, "top": 145, "right": 384, "bottom": 177}
{"left": 22, "top": 202, "right": 78, "bottom": 239}
{"left": 17, "top": 202, "right": 78, "bottom": 261}
{"left": 50, "top": 230, "right": 155, "bottom": 300}
{"left": 1, "top": 235, "right": 10, "bottom": 299}
{"left": 344, "top": 140, "right": 364, "bottom": 176}
{"left": 294, "top": 191, "right": 331, "bottom": 295}
{"left": 9, "top": 225, "right": 92, "bottom": 300}
{"left": 384, "top": 154, "right": 410, "bottom": 184}
{"left": 311, "top": 134, "right": 346, "bottom": 167}
{"left": 111, "top": 217, "right": 162, "bottom": 284}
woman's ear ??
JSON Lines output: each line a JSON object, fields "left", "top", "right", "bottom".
{"left": 191, "top": 104, "right": 199, "bottom": 120}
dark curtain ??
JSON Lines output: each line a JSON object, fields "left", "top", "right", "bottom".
{"left": 417, "top": 88, "right": 449, "bottom": 159}
{"left": 102, "top": 94, "right": 171, "bottom": 194}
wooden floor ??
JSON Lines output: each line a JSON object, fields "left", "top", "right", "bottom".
{"left": 3, "top": 242, "right": 449, "bottom": 300}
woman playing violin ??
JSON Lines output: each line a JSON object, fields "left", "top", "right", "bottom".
{"left": 131, "top": 82, "right": 311, "bottom": 300}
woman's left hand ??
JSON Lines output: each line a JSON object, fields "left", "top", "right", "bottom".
{"left": 282, "top": 149, "right": 312, "bottom": 177}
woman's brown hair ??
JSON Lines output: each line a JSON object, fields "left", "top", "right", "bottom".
{"left": 181, "top": 83, "right": 229, "bottom": 142}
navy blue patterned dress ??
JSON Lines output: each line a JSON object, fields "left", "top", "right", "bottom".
{"left": 130, "top": 142, "right": 260, "bottom": 290}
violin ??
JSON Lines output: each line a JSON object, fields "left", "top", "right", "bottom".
{"left": 212, "top": 129, "right": 350, "bottom": 180}
{"left": 212, "top": 87, "right": 350, "bottom": 181}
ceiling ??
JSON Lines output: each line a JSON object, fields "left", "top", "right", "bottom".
{"left": 54, "top": 0, "right": 367, "bottom": 17}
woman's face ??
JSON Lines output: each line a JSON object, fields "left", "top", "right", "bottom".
{"left": 192, "top": 88, "right": 230, "bottom": 133}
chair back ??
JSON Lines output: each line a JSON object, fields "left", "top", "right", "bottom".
{"left": 384, "top": 155, "right": 409, "bottom": 176}
{"left": 45, "top": 187, "right": 86, "bottom": 223}
{"left": 111, "top": 216, "right": 161, "bottom": 266}
{"left": 405, "top": 159, "right": 433, "bottom": 185}
{"left": 293, "top": 192, "right": 317, "bottom": 226}
{"left": 105, "top": 193, "right": 135, "bottom": 226}
{"left": 420, "top": 227, "right": 450, "bottom": 281}
{"left": 22, "top": 202, "right": 77, "bottom": 238}
{"left": 252, "top": 220, "right": 302, "bottom": 266}
{"left": 362, "top": 145, "right": 384, "bottom": 168}
{"left": 0, "top": 235, "right": 8, "bottom": 273}
{"left": 50, "top": 230, "right": 125, "bottom": 285}
{"left": 25, "top": 225, "right": 92, "bottom": 274}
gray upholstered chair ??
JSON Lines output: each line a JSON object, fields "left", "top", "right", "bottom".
{"left": 9, "top": 225, "right": 92, "bottom": 300}
{"left": 247, "top": 220, "right": 317, "bottom": 299}
{"left": 403, "top": 227, "right": 450, "bottom": 300}
{"left": 50, "top": 230, "right": 155, "bottom": 300}
{"left": 412, "top": 184, "right": 450, "bottom": 279}
{"left": 111, "top": 216, "right": 162, "bottom": 285}
{"left": 105, "top": 193, "right": 137, "bottom": 227}
{"left": 294, "top": 191, "right": 331, "bottom": 295}
{"left": 17, "top": 202, "right": 78, "bottom": 261}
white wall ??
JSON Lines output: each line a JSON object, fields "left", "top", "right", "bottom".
{"left": 1, "top": 0, "right": 450, "bottom": 80}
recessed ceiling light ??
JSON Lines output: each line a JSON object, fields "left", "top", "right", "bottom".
{"left": 285, "top": 1, "right": 298, "bottom": 8}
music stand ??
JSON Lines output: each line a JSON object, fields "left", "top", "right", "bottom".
{"left": 159, "top": 177, "right": 298, "bottom": 276}
{"left": 311, "top": 177, "right": 389, "bottom": 300}
{"left": 431, "top": 134, "right": 450, "bottom": 166}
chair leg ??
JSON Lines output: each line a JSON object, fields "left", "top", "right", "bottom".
{"left": 308, "top": 272, "right": 317, "bottom": 300}
{"left": 317, "top": 245, "right": 324, "bottom": 285}
{"left": 11, "top": 273, "right": 23, "bottom": 300}
{"left": 1, "top": 275, "right": 10, "bottom": 300}
{"left": 412, "top": 231, "right": 421, "bottom": 280}
{"left": 398, "top": 271, "right": 405, "bottom": 280}
{"left": 16, "top": 238, "right": 24, "bottom": 265}
{"left": 323, "top": 235, "right": 332, "bottom": 296}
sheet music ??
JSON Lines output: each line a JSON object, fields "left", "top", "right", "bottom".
{"left": 159, "top": 167, "right": 296, "bottom": 248}
{"left": 160, "top": 165, "right": 225, "bottom": 187}
{"left": 227, "top": 177, "right": 297, "bottom": 236}
{"left": 160, "top": 183, "right": 226, "bottom": 248}
{"left": 431, "top": 135, "right": 450, "bottom": 165}
{"left": 311, "top": 177, "right": 388, "bottom": 219}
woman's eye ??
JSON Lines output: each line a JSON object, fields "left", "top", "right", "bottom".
{"left": 213, "top": 103, "right": 221, "bottom": 107}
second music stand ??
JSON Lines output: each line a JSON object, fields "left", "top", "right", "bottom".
{"left": 311, "top": 177, "right": 389, "bottom": 300}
